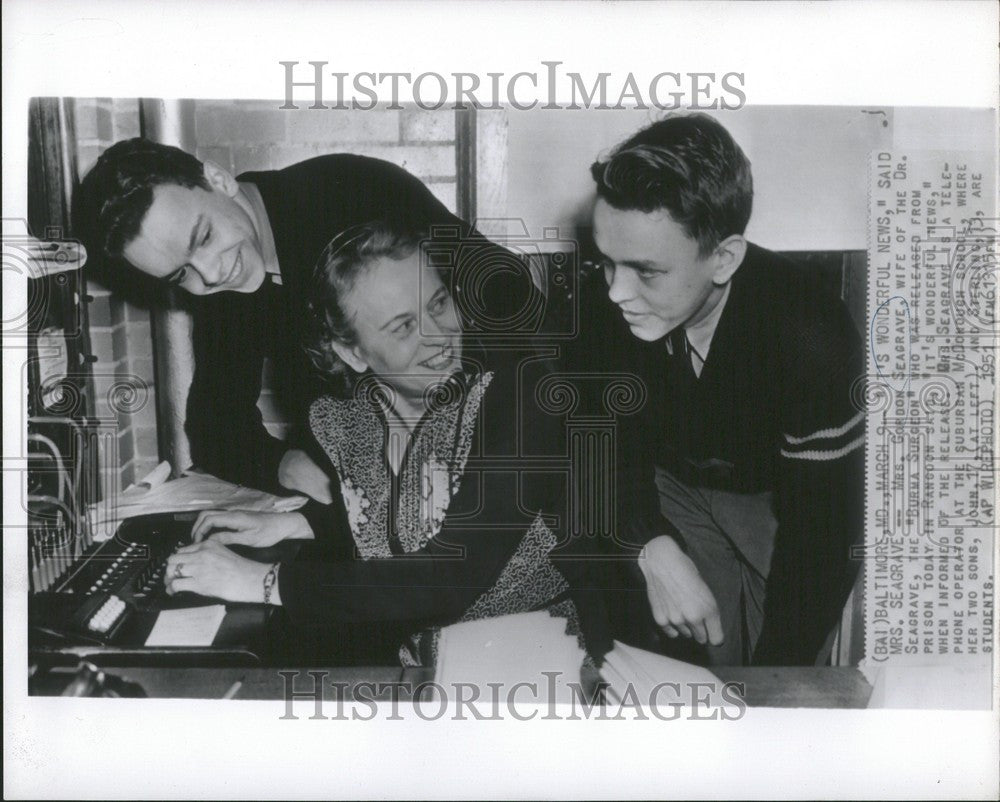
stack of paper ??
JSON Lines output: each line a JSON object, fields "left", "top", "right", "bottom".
{"left": 435, "top": 611, "right": 587, "bottom": 706}
{"left": 89, "top": 462, "right": 308, "bottom": 540}
{"left": 600, "top": 640, "right": 729, "bottom": 709}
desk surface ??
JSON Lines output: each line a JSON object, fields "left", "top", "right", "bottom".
{"left": 34, "top": 664, "right": 873, "bottom": 709}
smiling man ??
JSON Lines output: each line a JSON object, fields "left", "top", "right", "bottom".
{"left": 118, "top": 159, "right": 268, "bottom": 294}
{"left": 75, "top": 138, "right": 511, "bottom": 500}
{"left": 584, "top": 114, "right": 865, "bottom": 666}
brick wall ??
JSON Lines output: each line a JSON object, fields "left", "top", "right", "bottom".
{"left": 74, "top": 99, "right": 460, "bottom": 467}
{"left": 194, "top": 101, "right": 458, "bottom": 216}
{"left": 74, "top": 97, "right": 159, "bottom": 494}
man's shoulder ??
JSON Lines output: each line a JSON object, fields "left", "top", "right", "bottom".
{"left": 738, "top": 242, "right": 837, "bottom": 302}
{"left": 238, "top": 153, "right": 416, "bottom": 186}
{"left": 732, "top": 242, "right": 861, "bottom": 367}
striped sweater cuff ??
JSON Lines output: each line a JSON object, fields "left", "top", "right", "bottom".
{"left": 781, "top": 410, "right": 864, "bottom": 462}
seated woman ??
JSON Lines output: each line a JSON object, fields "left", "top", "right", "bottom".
{"left": 164, "top": 219, "right": 604, "bottom": 666}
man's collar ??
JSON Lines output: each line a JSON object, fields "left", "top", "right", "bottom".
{"left": 684, "top": 281, "right": 732, "bottom": 364}
{"left": 237, "top": 181, "right": 281, "bottom": 281}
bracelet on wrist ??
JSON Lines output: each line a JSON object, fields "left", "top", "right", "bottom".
{"left": 263, "top": 562, "right": 279, "bottom": 605}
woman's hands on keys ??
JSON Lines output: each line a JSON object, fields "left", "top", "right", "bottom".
{"left": 165, "top": 540, "right": 273, "bottom": 603}
{"left": 163, "top": 511, "right": 308, "bottom": 602}
{"left": 190, "top": 510, "right": 312, "bottom": 548}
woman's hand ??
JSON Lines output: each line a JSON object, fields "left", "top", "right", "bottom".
{"left": 164, "top": 540, "right": 275, "bottom": 603}
{"left": 191, "top": 510, "right": 312, "bottom": 547}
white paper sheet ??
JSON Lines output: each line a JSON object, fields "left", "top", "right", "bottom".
{"left": 144, "top": 605, "right": 227, "bottom": 648}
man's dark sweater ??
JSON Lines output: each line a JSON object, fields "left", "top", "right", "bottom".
{"left": 571, "top": 243, "right": 865, "bottom": 665}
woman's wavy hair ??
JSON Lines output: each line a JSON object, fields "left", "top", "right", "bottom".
{"left": 590, "top": 113, "right": 753, "bottom": 257}
{"left": 304, "top": 219, "right": 428, "bottom": 384}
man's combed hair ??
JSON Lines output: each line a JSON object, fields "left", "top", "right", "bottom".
{"left": 74, "top": 137, "right": 208, "bottom": 265}
{"left": 590, "top": 113, "right": 753, "bottom": 256}
{"left": 305, "top": 220, "right": 425, "bottom": 382}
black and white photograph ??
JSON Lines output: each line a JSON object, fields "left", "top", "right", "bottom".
{"left": 4, "top": 1, "right": 998, "bottom": 799}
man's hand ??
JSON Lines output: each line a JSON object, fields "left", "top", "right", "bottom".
{"left": 165, "top": 540, "right": 274, "bottom": 603}
{"left": 639, "top": 535, "right": 724, "bottom": 646}
{"left": 191, "top": 510, "right": 312, "bottom": 547}
{"left": 278, "top": 448, "right": 333, "bottom": 504}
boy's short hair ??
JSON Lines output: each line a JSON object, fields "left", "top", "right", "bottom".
{"left": 74, "top": 137, "right": 208, "bottom": 265}
{"left": 590, "top": 113, "right": 754, "bottom": 256}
